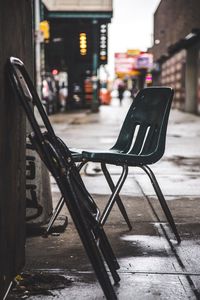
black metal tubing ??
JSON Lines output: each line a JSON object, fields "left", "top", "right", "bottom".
{"left": 98, "top": 227, "right": 120, "bottom": 270}
{"left": 98, "top": 232, "right": 120, "bottom": 284}
{"left": 77, "top": 160, "right": 87, "bottom": 172}
{"left": 44, "top": 160, "right": 88, "bottom": 236}
{"left": 63, "top": 171, "right": 118, "bottom": 298}
{"left": 44, "top": 196, "right": 65, "bottom": 236}
{"left": 45, "top": 160, "right": 132, "bottom": 234}
{"left": 101, "top": 163, "right": 132, "bottom": 230}
{"left": 100, "top": 165, "right": 129, "bottom": 226}
{"left": 140, "top": 165, "right": 181, "bottom": 243}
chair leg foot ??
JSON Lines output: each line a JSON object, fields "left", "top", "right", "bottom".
{"left": 43, "top": 196, "right": 65, "bottom": 237}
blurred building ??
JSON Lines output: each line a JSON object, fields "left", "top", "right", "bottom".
{"left": 42, "top": 0, "right": 112, "bottom": 110}
{"left": 151, "top": 0, "right": 200, "bottom": 114}
{"left": 114, "top": 50, "right": 153, "bottom": 91}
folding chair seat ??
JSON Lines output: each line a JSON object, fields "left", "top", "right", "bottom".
{"left": 7, "top": 57, "right": 120, "bottom": 300}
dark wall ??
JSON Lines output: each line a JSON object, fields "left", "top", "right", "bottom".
{"left": 0, "top": 1, "right": 33, "bottom": 298}
{"left": 151, "top": 0, "right": 200, "bottom": 60}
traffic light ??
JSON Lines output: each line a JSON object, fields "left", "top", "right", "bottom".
{"left": 79, "top": 32, "right": 87, "bottom": 56}
{"left": 40, "top": 20, "right": 50, "bottom": 41}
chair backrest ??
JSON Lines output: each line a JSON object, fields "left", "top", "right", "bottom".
{"left": 112, "top": 87, "right": 173, "bottom": 164}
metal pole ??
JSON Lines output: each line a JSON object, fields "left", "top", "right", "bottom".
{"left": 27, "top": 0, "right": 53, "bottom": 227}
{"left": 35, "top": 0, "right": 42, "bottom": 98}
{"left": 91, "top": 19, "right": 99, "bottom": 112}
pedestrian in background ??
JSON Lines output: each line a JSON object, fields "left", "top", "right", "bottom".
{"left": 131, "top": 79, "right": 138, "bottom": 100}
{"left": 117, "top": 79, "right": 125, "bottom": 106}
{"left": 59, "top": 83, "right": 68, "bottom": 112}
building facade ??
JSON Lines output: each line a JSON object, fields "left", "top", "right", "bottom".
{"left": 151, "top": 0, "right": 200, "bottom": 114}
{"left": 42, "top": 0, "right": 113, "bottom": 111}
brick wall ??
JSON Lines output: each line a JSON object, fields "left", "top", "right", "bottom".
{"left": 161, "top": 50, "right": 186, "bottom": 109}
{"left": 152, "top": 0, "right": 200, "bottom": 61}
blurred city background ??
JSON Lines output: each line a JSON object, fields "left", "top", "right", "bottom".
{"left": 1, "top": 0, "right": 200, "bottom": 299}
{"left": 35, "top": 0, "right": 200, "bottom": 115}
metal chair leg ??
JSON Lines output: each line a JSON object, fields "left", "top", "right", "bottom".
{"left": 99, "top": 239, "right": 120, "bottom": 284}
{"left": 141, "top": 165, "right": 181, "bottom": 243}
{"left": 97, "top": 227, "right": 120, "bottom": 270}
{"left": 101, "top": 162, "right": 132, "bottom": 230}
{"left": 77, "top": 160, "right": 87, "bottom": 172}
{"left": 44, "top": 196, "right": 65, "bottom": 236}
{"left": 93, "top": 226, "right": 120, "bottom": 284}
{"left": 100, "top": 164, "right": 128, "bottom": 226}
{"left": 65, "top": 177, "right": 118, "bottom": 299}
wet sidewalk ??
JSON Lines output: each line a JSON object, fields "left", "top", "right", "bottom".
{"left": 9, "top": 97, "right": 200, "bottom": 299}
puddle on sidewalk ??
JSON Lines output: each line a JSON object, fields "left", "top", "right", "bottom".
{"left": 119, "top": 234, "right": 171, "bottom": 257}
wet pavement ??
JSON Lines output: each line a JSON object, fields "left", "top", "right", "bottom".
{"left": 8, "top": 97, "right": 200, "bottom": 299}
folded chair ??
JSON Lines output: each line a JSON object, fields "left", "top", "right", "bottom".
{"left": 44, "top": 85, "right": 181, "bottom": 243}
{"left": 7, "top": 56, "right": 120, "bottom": 300}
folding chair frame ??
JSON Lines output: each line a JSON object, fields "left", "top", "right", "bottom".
{"left": 7, "top": 56, "right": 120, "bottom": 300}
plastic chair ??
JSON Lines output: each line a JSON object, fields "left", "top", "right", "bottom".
{"left": 7, "top": 57, "right": 119, "bottom": 300}
{"left": 82, "top": 87, "right": 181, "bottom": 243}
{"left": 41, "top": 86, "right": 181, "bottom": 244}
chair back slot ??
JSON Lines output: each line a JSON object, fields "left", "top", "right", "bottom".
{"left": 123, "top": 123, "right": 140, "bottom": 153}
{"left": 140, "top": 125, "right": 158, "bottom": 155}
{"left": 138, "top": 125, "right": 151, "bottom": 155}
{"left": 128, "top": 124, "right": 149, "bottom": 155}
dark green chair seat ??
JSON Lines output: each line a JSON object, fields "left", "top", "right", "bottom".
{"left": 82, "top": 149, "right": 162, "bottom": 165}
